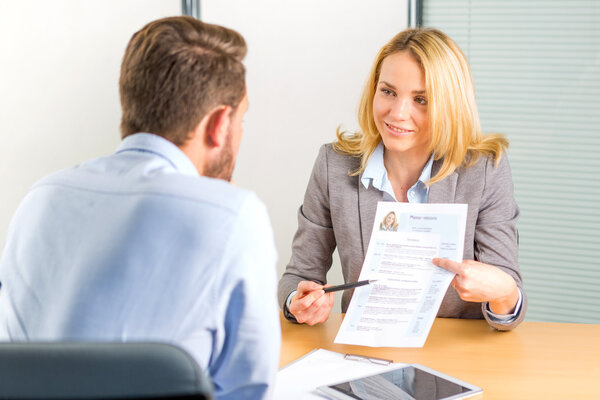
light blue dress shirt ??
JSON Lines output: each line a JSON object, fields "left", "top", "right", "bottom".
{"left": 0, "top": 133, "right": 280, "bottom": 400}
{"left": 361, "top": 143, "right": 433, "bottom": 202}
{"left": 362, "top": 143, "right": 522, "bottom": 323}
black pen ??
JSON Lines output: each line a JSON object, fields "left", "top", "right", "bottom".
{"left": 323, "top": 279, "right": 378, "bottom": 293}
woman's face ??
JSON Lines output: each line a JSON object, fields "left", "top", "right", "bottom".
{"left": 385, "top": 213, "right": 394, "bottom": 226}
{"left": 373, "top": 51, "right": 431, "bottom": 159}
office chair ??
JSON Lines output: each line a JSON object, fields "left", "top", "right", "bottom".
{"left": 0, "top": 342, "right": 213, "bottom": 399}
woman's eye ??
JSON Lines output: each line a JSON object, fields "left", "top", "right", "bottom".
{"left": 415, "top": 96, "right": 428, "bottom": 105}
{"left": 380, "top": 88, "right": 395, "bottom": 96}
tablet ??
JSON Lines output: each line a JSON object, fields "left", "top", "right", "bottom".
{"left": 317, "top": 363, "right": 482, "bottom": 400}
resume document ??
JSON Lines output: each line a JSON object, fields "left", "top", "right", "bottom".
{"left": 335, "top": 202, "right": 467, "bottom": 347}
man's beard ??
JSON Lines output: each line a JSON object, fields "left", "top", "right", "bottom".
{"left": 203, "top": 131, "right": 236, "bottom": 182}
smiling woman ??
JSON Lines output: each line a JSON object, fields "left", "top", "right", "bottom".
{"left": 334, "top": 28, "right": 508, "bottom": 187}
{"left": 278, "top": 27, "right": 527, "bottom": 332}
{"left": 372, "top": 51, "right": 431, "bottom": 201}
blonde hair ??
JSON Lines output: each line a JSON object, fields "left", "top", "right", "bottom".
{"left": 334, "top": 28, "right": 507, "bottom": 185}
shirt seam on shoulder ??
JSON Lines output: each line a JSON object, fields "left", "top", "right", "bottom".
{"left": 30, "top": 180, "right": 245, "bottom": 216}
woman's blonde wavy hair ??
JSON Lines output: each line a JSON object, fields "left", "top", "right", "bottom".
{"left": 334, "top": 28, "right": 507, "bottom": 185}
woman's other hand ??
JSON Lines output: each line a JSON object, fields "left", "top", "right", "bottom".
{"left": 289, "top": 280, "right": 335, "bottom": 325}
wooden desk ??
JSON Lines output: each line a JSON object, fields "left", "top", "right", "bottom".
{"left": 280, "top": 313, "right": 600, "bottom": 399}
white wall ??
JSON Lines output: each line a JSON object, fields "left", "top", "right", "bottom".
{"left": 202, "top": 0, "right": 407, "bottom": 302}
{"left": 0, "top": 0, "right": 181, "bottom": 246}
{"left": 0, "top": 0, "right": 407, "bottom": 310}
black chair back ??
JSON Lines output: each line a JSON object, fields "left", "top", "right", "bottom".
{"left": 0, "top": 342, "right": 213, "bottom": 399}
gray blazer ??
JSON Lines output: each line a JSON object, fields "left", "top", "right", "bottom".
{"left": 278, "top": 143, "right": 527, "bottom": 331}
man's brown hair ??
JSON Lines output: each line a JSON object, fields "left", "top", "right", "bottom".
{"left": 119, "top": 16, "right": 247, "bottom": 145}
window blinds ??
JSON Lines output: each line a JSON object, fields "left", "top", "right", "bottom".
{"left": 422, "top": 0, "right": 600, "bottom": 323}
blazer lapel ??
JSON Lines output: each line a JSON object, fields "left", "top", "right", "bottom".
{"left": 357, "top": 177, "right": 384, "bottom": 256}
{"left": 428, "top": 159, "right": 458, "bottom": 203}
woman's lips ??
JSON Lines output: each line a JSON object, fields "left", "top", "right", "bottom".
{"left": 385, "top": 122, "right": 414, "bottom": 136}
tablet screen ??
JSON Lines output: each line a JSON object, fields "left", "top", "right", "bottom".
{"left": 319, "top": 364, "right": 481, "bottom": 400}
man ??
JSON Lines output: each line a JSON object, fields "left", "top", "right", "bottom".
{"left": 0, "top": 16, "right": 280, "bottom": 400}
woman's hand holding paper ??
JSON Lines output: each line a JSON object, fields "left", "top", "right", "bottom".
{"left": 432, "top": 258, "right": 520, "bottom": 315}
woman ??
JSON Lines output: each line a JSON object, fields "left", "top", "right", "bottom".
{"left": 380, "top": 211, "right": 398, "bottom": 231}
{"left": 278, "top": 28, "right": 526, "bottom": 331}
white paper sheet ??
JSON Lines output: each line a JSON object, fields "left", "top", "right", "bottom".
{"left": 273, "top": 349, "right": 406, "bottom": 399}
{"left": 335, "top": 202, "right": 467, "bottom": 348}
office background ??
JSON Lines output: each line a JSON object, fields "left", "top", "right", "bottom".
{"left": 0, "top": 0, "right": 598, "bottom": 323}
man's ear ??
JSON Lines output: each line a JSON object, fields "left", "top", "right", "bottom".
{"left": 204, "top": 105, "right": 232, "bottom": 148}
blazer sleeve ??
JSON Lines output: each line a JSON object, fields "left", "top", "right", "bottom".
{"left": 277, "top": 144, "right": 337, "bottom": 321}
{"left": 475, "top": 154, "right": 528, "bottom": 330}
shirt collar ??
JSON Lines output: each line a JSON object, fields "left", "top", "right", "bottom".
{"left": 361, "top": 142, "right": 390, "bottom": 193}
{"left": 419, "top": 153, "right": 434, "bottom": 183}
{"left": 361, "top": 142, "right": 434, "bottom": 200}
{"left": 115, "top": 133, "right": 199, "bottom": 177}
